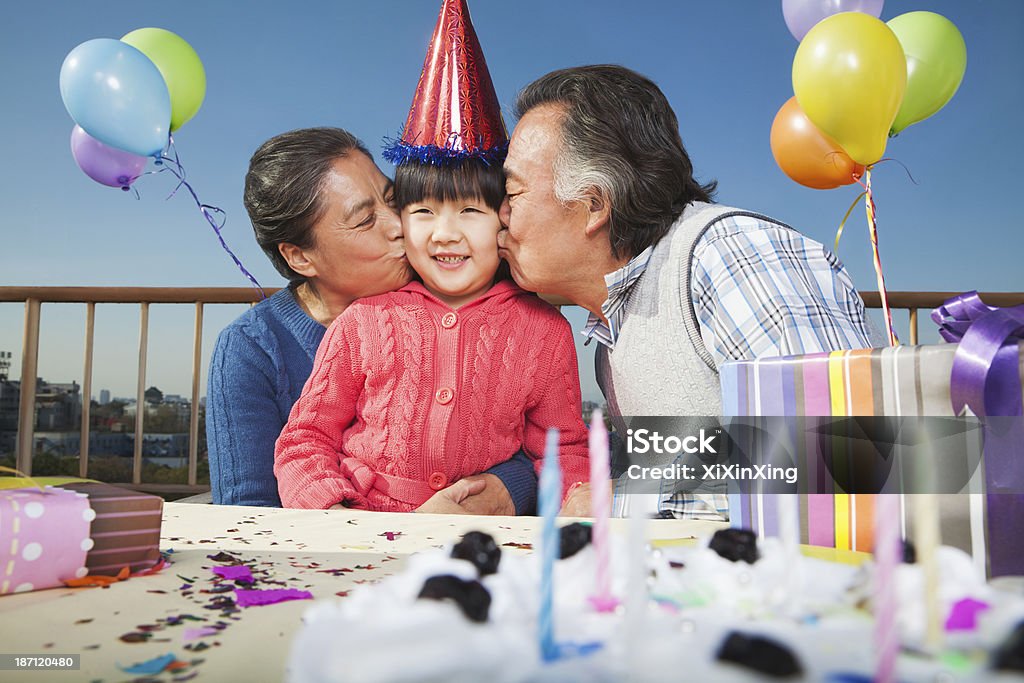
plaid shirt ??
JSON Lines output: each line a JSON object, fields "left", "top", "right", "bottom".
{"left": 581, "top": 246, "right": 653, "bottom": 346}
{"left": 596, "top": 212, "right": 882, "bottom": 519}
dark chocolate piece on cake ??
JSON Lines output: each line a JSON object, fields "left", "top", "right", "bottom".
{"left": 992, "top": 620, "right": 1024, "bottom": 672}
{"left": 559, "top": 522, "right": 593, "bottom": 559}
{"left": 451, "top": 531, "right": 502, "bottom": 576}
{"left": 715, "top": 631, "right": 803, "bottom": 678}
{"left": 709, "top": 528, "right": 760, "bottom": 564}
{"left": 417, "top": 575, "right": 491, "bottom": 623}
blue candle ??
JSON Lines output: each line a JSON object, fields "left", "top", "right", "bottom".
{"left": 538, "top": 427, "right": 561, "bottom": 662}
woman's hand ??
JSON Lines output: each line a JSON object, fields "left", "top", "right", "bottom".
{"left": 415, "top": 478, "right": 488, "bottom": 514}
{"left": 454, "top": 474, "right": 516, "bottom": 515}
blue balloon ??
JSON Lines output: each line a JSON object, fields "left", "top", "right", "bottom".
{"left": 59, "top": 38, "right": 171, "bottom": 157}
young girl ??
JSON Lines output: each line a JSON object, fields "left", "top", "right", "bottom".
{"left": 273, "top": 0, "right": 589, "bottom": 512}
{"left": 273, "top": 157, "right": 590, "bottom": 512}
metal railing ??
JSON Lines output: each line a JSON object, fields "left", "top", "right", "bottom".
{"left": 2, "top": 287, "right": 1022, "bottom": 496}
{"left": 1, "top": 287, "right": 278, "bottom": 495}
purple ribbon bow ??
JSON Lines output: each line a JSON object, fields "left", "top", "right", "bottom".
{"left": 932, "top": 291, "right": 1024, "bottom": 418}
{"left": 933, "top": 292, "right": 1024, "bottom": 577}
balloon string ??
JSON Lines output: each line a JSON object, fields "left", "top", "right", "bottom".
{"left": 854, "top": 167, "right": 898, "bottom": 347}
{"left": 158, "top": 137, "right": 266, "bottom": 299}
{"left": 870, "top": 157, "right": 919, "bottom": 186}
{"left": 834, "top": 190, "right": 867, "bottom": 254}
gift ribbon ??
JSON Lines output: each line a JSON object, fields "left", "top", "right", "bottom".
{"left": 0, "top": 465, "right": 45, "bottom": 492}
{"left": 931, "top": 291, "right": 1024, "bottom": 418}
{"left": 933, "top": 292, "right": 1024, "bottom": 578}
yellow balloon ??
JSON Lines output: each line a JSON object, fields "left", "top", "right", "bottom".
{"left": 793, "top": 12, "right": 907, "bottom": 165}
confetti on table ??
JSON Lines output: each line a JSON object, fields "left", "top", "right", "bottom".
{"left": 315, "top": 567, "right": 353, "bottom": 576}
{"left": 206, "top": 552, "right": 241, "bottom": 564}
{"left": 502, "top": 542, "right": 533, "bottom": 550}
{"left": 379, "top": 531, "right": 402, "bottom": 541}
{"left": 183, "top": 627, "right": 220, "bottom": 643}
{"left": 945, "top": 598, "right": 991, "bottom": 632}
{"left": 119, "top": 652, "right": 178, "bottom": 674}
{"left": 211, "top": 565, "right": 254, "bottom": 582}
{"left": 64, "top": 566, "right": 130, "bottom": 587}
{"left": 234, "top": 588, "right": 313, "bottom": 607}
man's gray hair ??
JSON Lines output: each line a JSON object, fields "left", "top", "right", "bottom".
{"left": 515, "top": 65, "right": 716, "bottom": 258}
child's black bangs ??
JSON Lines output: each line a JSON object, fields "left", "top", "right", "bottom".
{"left": 394, "top": 160, "right": 506, "bottom": 212}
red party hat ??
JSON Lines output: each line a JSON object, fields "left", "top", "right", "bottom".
{"left": 382, "top": 0, "right": 507, "bottom": 165}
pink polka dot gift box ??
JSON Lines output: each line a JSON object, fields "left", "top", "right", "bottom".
{"left": 0, "top": 479, "right": 163, "bottom": 595}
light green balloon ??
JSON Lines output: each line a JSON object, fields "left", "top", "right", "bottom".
{"left": 122, "top": 28, "right": 206, "bottom": 132}
{"left": 887, "top": 12, "right": 967, "bottom": 136}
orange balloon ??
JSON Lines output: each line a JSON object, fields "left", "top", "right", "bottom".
{"left": 770, "top": 97, "right": 864, "bottom": 190}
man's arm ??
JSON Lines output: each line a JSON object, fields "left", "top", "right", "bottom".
{"left": 477, "top": 450, "right": 538, "bottom": 515}
{"left": 206, "top": 327, "right": 283, "bottom": 507}
{"left": 691, "top": 215, "right": 878, "bottom": 364}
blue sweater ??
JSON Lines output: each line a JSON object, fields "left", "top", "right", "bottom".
{"left": 206, "top": 286, "right": 538, "bottom": 512}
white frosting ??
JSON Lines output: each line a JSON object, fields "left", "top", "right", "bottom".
{"left": 286, "top": 535, "right": 1024, "bottom": 683}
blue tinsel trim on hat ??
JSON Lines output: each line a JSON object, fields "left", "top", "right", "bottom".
{"left": 381, "top": 136, "right": 508, "bottom": 167}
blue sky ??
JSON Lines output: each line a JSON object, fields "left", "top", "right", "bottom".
{"left": 1, "top": 0, "right": 1021, "bottom": 401}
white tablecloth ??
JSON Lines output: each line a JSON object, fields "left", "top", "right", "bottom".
{"left": 0, "top": 503, "right": 726, "bottom": 682}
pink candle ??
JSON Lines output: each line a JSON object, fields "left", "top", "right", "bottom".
{"left": 588, "top": 409, "right": 617, "bottom": 612}
{"left": 874, "top": 493, "right": 901, "bottom": 683}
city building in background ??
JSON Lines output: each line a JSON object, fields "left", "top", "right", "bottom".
{"left": 0, "top": 351, "right": 206, "bottom": 482}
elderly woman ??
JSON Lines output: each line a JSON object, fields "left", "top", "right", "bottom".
{"left": 206, "top": 128, "right": 536, "bottom": 514}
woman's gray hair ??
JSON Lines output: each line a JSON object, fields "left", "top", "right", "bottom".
{"left": 515, "top": 65, "right": 716, "bottom": 259}
{"left": 243, "top": 127, "right": 370, "bottom": 283}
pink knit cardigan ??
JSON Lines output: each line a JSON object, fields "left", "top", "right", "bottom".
{"left": 274, "top": 280, "right": 590, "bottom": 511}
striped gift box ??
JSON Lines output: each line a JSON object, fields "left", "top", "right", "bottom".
{"left": 59, "top": 481, "right": 163, "bottom": 576}
{"left": 720, "top": 343, "right": 1024, "bottom": 577}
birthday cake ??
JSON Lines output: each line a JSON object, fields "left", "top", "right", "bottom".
{"left": 285, "top": 525, "right": 1024, "bottom": 683}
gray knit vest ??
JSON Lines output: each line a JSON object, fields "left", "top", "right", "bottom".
{"left": 596, "top": 202, "right": 795, "bottom": 420}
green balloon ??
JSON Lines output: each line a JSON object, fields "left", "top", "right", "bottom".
{"left": 887, "top": 12, "right": 967, "bottom": 136}
{"left": 122, "top": 28, "right": 206, "bottom": 132}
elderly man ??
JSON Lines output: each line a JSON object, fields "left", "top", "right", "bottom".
{"left": 498, "top": 65, "right": 882, "bottom": 519}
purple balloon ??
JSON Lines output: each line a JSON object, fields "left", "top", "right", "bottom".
{"left": 70, "top": 125, "right": 148, "bottom": 189}
{"left": 782, "top": 0, "right": 885, "bottom": 41}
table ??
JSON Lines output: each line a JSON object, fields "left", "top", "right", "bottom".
{"left": 0, "top": 503, "right": 728, "bottom": 682}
